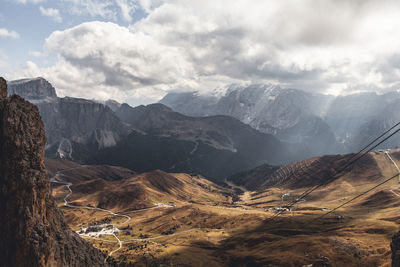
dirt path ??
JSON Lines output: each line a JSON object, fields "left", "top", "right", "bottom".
{"left": 109, "top": 234, "right": 123, "bottom": 256}
{"left": 51, "top": 167, "right": 131, "bottom": 259}
{"left": 86, "top": 228, "right": 203, "bottom": 244}
{"left": 51, "top": 166, "right": 178, "bottom": 260}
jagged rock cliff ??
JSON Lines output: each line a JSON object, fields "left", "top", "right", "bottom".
{"left": 7, "top": 77, "right": 130, "bottom": 160}
{"left": 392, "top": 231, "right": 400, "bottom": 267}
{"left": 40, "top": 97, "right": 130, "bottom": 157}
{"left": 8, "top": 77, "right": 57, "bottom": 100}
{"left": 0, "top": 78, "right": 107, "bottom": 266}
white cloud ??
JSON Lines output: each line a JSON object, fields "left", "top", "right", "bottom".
{"left": 115, "top": 0, "right": 138, "bottom": 22}
{"left": 0, "top": 28, "right": 20, "bottom": 39}
{"left": 10, "top": 0, "right": 400, "bottom": 104}
{"left": 39, "top": 6, "right": 62, "bottom": 23}
{"left": 35, "top": 21, "right": 193, "bottom": 102}
{"left": 137, "top": 0, "right": 164, "bottom": 13}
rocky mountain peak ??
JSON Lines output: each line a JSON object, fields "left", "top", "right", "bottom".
{"left": 6, "top": 77, "right": 131, "bottom": 160}
{"left": 0, "top": 78, "right": 106, "bottom": 266}
{"left": 146, "top": 103, "right": 173, "bottom": 112}
{"left": 7, "top": 77, "right": 57, "bottom": 100}
{"left": 105, "top": 99, "right": 122, "bottom": 112}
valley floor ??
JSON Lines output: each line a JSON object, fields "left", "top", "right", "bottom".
{"left": 49, "top": 150, "right": 400, "bottom": 266}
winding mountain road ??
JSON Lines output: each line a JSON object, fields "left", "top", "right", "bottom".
{"left": 51, "top": 166, "right": 132, "bottom": 260}
{"left": 50, "top": 165, "right": 177, "bottom": 260}
{"left": 52, "top": 167, "right": 131, "bottom": 225}
{"left": 85, "top": 228, "right": 202, "bottom": 244}
{"left": 109, "top": 234, "right": 123, "bottom": 257}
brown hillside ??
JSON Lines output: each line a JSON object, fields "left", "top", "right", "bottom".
{"left": 53, "top": 169, "right": 232, "bottom": 212}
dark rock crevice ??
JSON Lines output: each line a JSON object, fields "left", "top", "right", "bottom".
{"left": 392, "top": 230, "right": 400, "bottom": 267}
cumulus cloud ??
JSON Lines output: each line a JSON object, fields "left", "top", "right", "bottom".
{"left": 39, "top": 6, "right": 62, "bottom": 22}
{"left": 0, "top": 28, "right": 20, "bottom": 39}
{"left": 11, "top": 0, "right": 400, "bottom": 104}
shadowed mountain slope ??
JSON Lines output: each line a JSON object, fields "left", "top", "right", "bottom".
{"left": 228, "top": 152, "right": 382, "bottom": 191}
{"left": 97, "top": 102, "right": 309, "bottom": 180}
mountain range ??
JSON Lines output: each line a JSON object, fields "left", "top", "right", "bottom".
{"left": 160, "top": 84, "right": 400, "bottom": 155}
{"left": 7, "top": 77, "right": 308, "bottom": 181}
{"left": 9, "top": 77, "right": 400, "bottom": 181}
{"left": 95, "top": 102, "right": 307, "bottom": 180}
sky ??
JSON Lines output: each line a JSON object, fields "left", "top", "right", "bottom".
{"left": 2, "top": 0, "right": 400, "bottom": 105}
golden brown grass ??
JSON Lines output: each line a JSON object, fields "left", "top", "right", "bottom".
{"left": 50, "top": 152, "right": 400, "bottom": 266}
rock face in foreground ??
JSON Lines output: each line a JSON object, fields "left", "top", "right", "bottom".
{"left": 392, "top": 231, "right": 400, "bottom": 267}
{"left": 0, "top": 83, "right": 106, "bottom": 266}
{"left": 0, "top": 77, "right": 6, "bottom": 98}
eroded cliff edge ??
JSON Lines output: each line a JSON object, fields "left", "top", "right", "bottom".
{"left": 0, "top": 78, "right": 107, "bottom": 266}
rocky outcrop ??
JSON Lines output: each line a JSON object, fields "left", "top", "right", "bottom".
{"left": 7, "top": 77, "right": 130, "bottom": 160}
{"left": 40, "top": 97, "right": 130, "bottom": 155}
{"left": 0, "top": 83, "right": 106, "bottom": 266}
{"left": 392, "top": 231, "right": 400, "bottom": 267}
{"left": 8, "top": 77, "right": 57, "bottom": 100}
